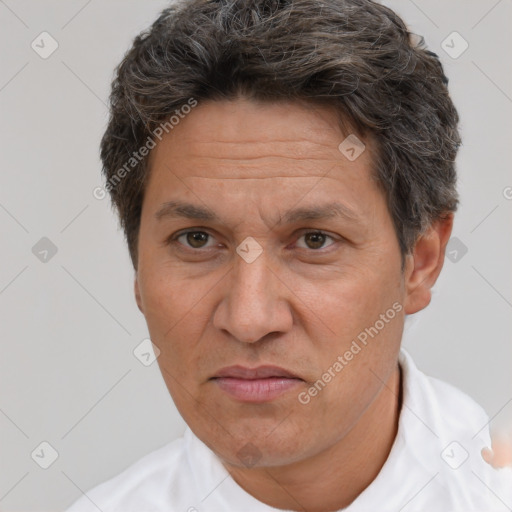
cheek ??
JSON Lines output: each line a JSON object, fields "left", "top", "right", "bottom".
{"left": 139, "top": 261, "right": 203, "bottom": 322}
{"left": 304, "top": 265, "right": 404, "bottom": 397}
{"left": 306, "top": 266, "right": 402, "bottom": 341}
{"left": 138, "top": 270, "right": 195, "bottom": 356}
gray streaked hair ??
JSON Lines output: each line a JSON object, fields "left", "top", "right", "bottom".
{"left": 100, "top": 0, "right": 461, "bottom": 268}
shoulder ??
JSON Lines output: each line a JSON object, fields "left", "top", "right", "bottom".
{"left": 398, "top": 348, "right": 512, "bottom": 510}
{"left": 398, "top": 347, "right": 490, "bottom": 440}
{"left": 64, "top": 433, "right": 190, "bottom": 512}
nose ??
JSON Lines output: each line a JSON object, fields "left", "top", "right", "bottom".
{"left": 212, "top": 246, "right": 294, "bottom": 344}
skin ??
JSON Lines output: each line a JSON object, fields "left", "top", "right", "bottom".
{"left": 482, "top": 428, "right": 512, "bottom": 468}
{"left": 134, "top": 97, "right": 453, "bottom": 511}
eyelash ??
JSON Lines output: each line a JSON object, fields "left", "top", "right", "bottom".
{"left": 168, "top": 229, "right": 338, "bottom": 252}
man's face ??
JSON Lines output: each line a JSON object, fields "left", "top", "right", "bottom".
{"left": 136, "top": 98, "right": 409, "bottom": 467}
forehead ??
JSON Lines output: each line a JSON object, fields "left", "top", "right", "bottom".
{"left": 167, "top": 97, "right": 345, "bottom": 146}
{"left": 148, "top": 97, "right": 377, "bottom": 178}
{"left": 144, "top": 98, "right": 383, "bottom": 222}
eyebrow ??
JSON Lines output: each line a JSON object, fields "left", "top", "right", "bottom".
{"left": 155, "top": 200, "right": 361, "bottom": 225}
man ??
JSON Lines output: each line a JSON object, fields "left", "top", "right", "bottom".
{"left": 66, "top": 0, "right": 512, "bottom": 510}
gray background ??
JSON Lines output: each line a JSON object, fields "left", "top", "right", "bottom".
{"left": 0, "top": 0, "right": 510, "bottom": 510}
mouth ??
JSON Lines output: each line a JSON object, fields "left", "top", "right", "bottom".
{"left": 210, "top": 365, "right": 304, "bottom": 403}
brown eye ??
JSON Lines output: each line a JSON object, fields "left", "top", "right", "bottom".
{"left": 305, "top": 232, "right": 326, "bottom": 249}
{"left": 296, "top": 231, "right": 335, "bottom": 250}
{"left": 180, "top": 231, "right": 211, "bottom": 249}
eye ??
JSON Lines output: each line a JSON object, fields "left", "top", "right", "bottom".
{"left": 295, "top": 231, "right": 336, "bottom": 250}
{"left": 168, "top": 229, "right": 338, "bottom": 253}
{"left": 174, "top": 230, "right": 217, "bottom": 249}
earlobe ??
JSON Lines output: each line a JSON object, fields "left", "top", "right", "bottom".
{"left": 403, "top": 214, "right": 454, "bottom": 315}
{"left": 134, "top": 275, "right": 144, "bottom": 313}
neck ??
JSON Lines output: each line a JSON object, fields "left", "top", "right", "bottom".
{"left": 224, "top": 364, "right": 402, "bottom": 512}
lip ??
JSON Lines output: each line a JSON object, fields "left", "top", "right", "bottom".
{"left": 213, "top": 365, "right": 300, "bottom": 380}
{"left": 211, "top": 365, "right": 303, "bottom": 403}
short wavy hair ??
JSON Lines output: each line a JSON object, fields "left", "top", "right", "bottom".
{"left": 100, "top": 0, "right": 461, "bottom": 268}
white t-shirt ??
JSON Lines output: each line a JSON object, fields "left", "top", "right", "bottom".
{"left": 65, "top": 348, "right": 512, "bottom": 511}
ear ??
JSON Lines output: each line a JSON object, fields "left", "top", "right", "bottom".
{"left": 403, "top": 214, "right": 454, "bottom": 315}
{"left": 134, "top": 274, "right": 144, "bottom": 313}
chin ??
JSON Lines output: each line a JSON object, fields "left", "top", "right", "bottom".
{"left": 200, "top": 419, "right": 317, "bottom": 469}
